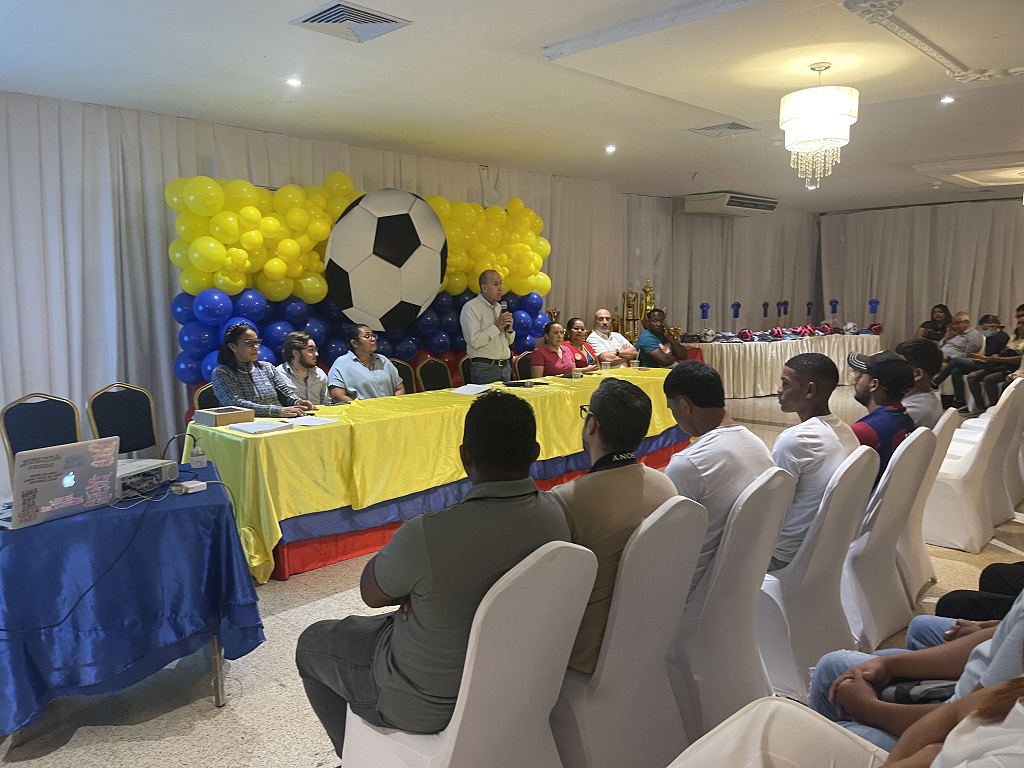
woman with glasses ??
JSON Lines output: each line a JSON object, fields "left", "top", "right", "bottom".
{"left": 565, "top": 317, "right": 600, "bottom": 372}
{"left": 211, "top": 322, "right": 314, "bottom": 417}
{"left": 327, "top": 324, "right": 406, "bottom": 402}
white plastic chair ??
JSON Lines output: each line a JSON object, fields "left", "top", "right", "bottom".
{"left": 895, "top": 407, "right": 959, "bottom": 607}
{"left": 842, "top": 427, "right": 936, "bottom": 651}
{"left": 550, "top": 497, "right": 708, "bottom": 768}
{"left": 668, "top": 467, "right": 795, "bottom": 739}
{"left": 340, "top": 541, "right": 598, "bottom": 768}
{"left": 924, "top": 379, "right": 1023, "bottom": 553}
{"left": 757, "top": 447, "right": 878, "bottom": 701}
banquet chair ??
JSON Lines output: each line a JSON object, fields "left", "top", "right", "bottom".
{"left": 2, "top": 393, "right": 81, "bottom": 482}
{"left": 895, "top": 408, "right": 958, "bottom": 608}
{"left": 458, "top": 355, "right": 471, "bottom": 387}
{"left": 923, "top": 378, "right": 1023, "bottom": 552}
{"left": 193, "top": 383, "right": 220, "bottom": 410}
{"left": 390, "top": 357, "right": 416, "bottom": 394}
{"left": 668, "top": 467, "right": 795, "bottom": 739}
{"left": 341, "top": 541, "right": 597, "bottom": 768}
{"left": 87, "top": 382, "right": 160, "bottom": 454}
{"left": 550, "top": 496, "right": 708, "bottom": 768}
{"left": 756, "top": 446, "right": 878, "bottom": 702}
{"left": 842, "top": 427, "right": 935, "bottom": 651}
{"left": 416, "top": 357, "right": 453, "bottom": 391}
{"left": 514, "top": 352, "right": 533, "bottom": 380}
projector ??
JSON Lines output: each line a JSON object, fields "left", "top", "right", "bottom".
{"left": 117, "top": 458, "right": 179, "bottom": 498}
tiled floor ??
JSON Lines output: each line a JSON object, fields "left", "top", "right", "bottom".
{"left": 2, "top": 391, "right": 1021, "bottom": 766}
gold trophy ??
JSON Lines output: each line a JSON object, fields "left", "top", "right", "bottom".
{"left": 622, "top": 283, "right": 641, "bottom": 342}
{"left": 546, "top": 308, "right": 560, "bottom": 325}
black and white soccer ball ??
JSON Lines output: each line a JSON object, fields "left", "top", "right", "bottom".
{"left": 324, "top": 189, "right": 447, "bottom": 331}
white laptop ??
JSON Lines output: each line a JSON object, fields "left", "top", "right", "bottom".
{"left": 8, "top": 437, "right": 120, "bottom": 529}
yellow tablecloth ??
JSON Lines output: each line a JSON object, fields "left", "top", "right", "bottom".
{"left": 187, "top": 368, "right": 677, "bottom": 583}
{"left": 691, "top": 335, "right": 883, "bottom": 398}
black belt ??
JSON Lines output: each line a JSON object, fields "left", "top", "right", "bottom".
{"left": 470, "top": 357, "right": 509, "bottom": 366}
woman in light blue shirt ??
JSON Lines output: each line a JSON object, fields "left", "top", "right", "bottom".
{"left": 327, "top": 325, "right": 405, "bottom": 402}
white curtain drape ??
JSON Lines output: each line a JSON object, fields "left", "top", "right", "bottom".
{"left": 820, "top": 200, "right": 1024, "bottom": 346}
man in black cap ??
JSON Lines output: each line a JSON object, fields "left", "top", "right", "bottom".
{"left": 847, "top": 350, "right": 916, "bottom": 482}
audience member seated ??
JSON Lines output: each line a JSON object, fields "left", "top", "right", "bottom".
{"left": 938, "top": 562, "right": 1024, "bottom": 623}
{"left": 966, "top": 313, "right": 1024, "bottom": 413}
{"left": 894, "top": 338, "right": 945, "bottom": 429}
{"left": 916, "top": 303, "right": 953, "bottom": 342}
{"left": 636, "top": 309, "right": 689, "bottom": 367}
{"left": 211, "top": 321, "right": 313, "bottom": 417}
{"left": 564, "top": 317, "right": 600, "bottom": 372}
{"left": 327, "top": 325, "right": 405, "bottom": 402}
{"left": 934, "top": 314, "right": 1008, "bottom": 411}
{"left": 295, "top": 390, "right": 569, "bottom": 760}
{"left": 587, "top": 308, "right": 638, "bottom": 368}
{"left": 768, "top": 353, "right": 859, "bottom": 571}
{"left": 550, "top": 378, "right": 677, "bottom": 673}
{"left": 277, "top": 330, "right": 332, "bottom": 405}
{"left": 530, "top": 321, "right": 576, "bottom": 377}
{"left": 662, "top": 361, "right": 774, "bottom": 607}
{"left": 847, "top": 351, "right": 916, "bottom": 483}
{"left": 810, "top": 590, "right": 1024, "bottom": 750}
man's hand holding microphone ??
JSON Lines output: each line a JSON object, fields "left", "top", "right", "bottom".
{"left": 496, "top": 300, "right": 514, "bottom": 332}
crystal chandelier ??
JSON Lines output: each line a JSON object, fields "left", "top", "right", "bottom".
{"left": 779, "top": 63, "right": 859, "bottom": 189}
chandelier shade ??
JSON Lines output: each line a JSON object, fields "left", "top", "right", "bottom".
{"left": 779, "top": 85, "right": 859, "bottom": 188}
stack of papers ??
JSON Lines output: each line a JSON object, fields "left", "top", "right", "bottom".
{"left": 228, "top": 421, "right": 294, "bottom": 434}
{"left": 449, "top": 384, "right": 493, "bottom": 395}
{"left": 290, "top": 415, "right": 339, "bottom": 426}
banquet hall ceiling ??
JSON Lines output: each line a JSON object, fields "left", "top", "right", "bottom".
{"left": 1, "top": 0, "right": 1022, "bottom": 213}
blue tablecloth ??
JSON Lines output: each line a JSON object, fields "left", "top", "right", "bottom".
{"left": 0, "top": 464, "right": 264, "bottom": 734}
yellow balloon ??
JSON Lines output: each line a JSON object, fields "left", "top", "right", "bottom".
{"left": 484, "top": 205, "right": 507, "bottom": 226}
{"left": 238, "top": 205, "right": 263, "bottom": 229}
{"left": 179, "top": 266, "right": 215, "bottom": 295}
{"left": 303, "top": 185, "right": 329, "bottom": 201}
{"left": 508, "top": 275, "right": 531, "bottom": 296}
{"left": 521, "top": 231, "right": 538, "bottom": 249}
{"left": 480, "top": 226, "right": 503, "bottom": 249}
{"left": 425, "top": 196, "right": 451, "bottom": 220}
{"left": 452, "top": 202, "right": 475, "bottom": 225}
{"left": 262, "top": 257, "right": 288, "bottom": 281}
{"left": 503, "top": 231, "right": 522, "bottom": 246}
{"left": 305, "top": 196, "right": 328, "bottom": 213}
{"left": 257, "top": 274, "right": 294, "bottom": 302}
{"left": 214, "top": 269, "right": 246, "bottom": 295}
{"left": 258, "top": 216, "right": 282, "bottom": 238}
{"left": 323, "top": 171, "right": 354, "bottom": 197}
{"left": 184, "top": 176, "right": 225, "bottom": 216}
{"left": 535, "top": 236, "right": 551, "bottom": 259}
{"left": 175, "top": 211, "right": 209, "bottom": 241}
{"left": 188, "top": 236, "right": 228, "bottom": 272}
{"left": 294, "top": 273, "right": 328, "bottom": 304}
{"left": 446, "top": 271, "right": 469, "bottom": 295}
{"left": 168, "top": 237, "right": 191, "bottom": 269}
{"left": 277, "top": 238, "right": 301, "bottom": 261}
{"left": 222, "top": 179, "right": 260, "bottom": 212}
{"left": 507, "top": 197, "right": 525, "bottom": 215}
{"left": 469, "top": 243, "right": 490, "bottom": 262}
{"left": 256, "top": 187, "right": 274, "bottom": 213}
{"left": 273, "top": 185, "right": 305, "bottom": 215}
{"left": 307, "top": 217, "right": 332, "bottom": 242}
{"left": 326, "top": 196, "right": 349, "bottom": 222}
{"left": 286, "top": 259, "right": 305, "bottom": 279}
{"left": 240, "top": 229, "right": 264, "bottom": 252}
{"left": 306, "top": 258, "right": 326, "bottom": 275}
{"left": 295, "top": 234, "right": 315, "bottom": 253}
{"left": 498, "top": 265, "right": 510, "bottom": 278}
{"left": 513, "top": 214, "right": 532, "bottom": 234}
{"left": 164, "top": 178, "right": 189, "bottom": 213}
{"left": 227, "top": 247, "right": 249, "bottom": 267}
{"left": 209, "top": 210, "right": 240, "bottom": 244}
{"left": 534, "top": 271, "right": 552, "bottom": 297}
{"left": 285, "top": 205, "right": 310, "bottom": 231}
{"left": 531, "top": 213, "right": 544, "bottom": 235}
{"left": 245, "top": 247, "right": 268, "bottom": 274}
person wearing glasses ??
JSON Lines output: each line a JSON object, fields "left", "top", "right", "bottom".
{"left": 327, "top": 324, "right": 406, "bottom": 402}
{"left": 277, "top": 330, "right": 331, "bottom": 406}
{"left": 211, "top": 322, "right": 313, "bottom": 417}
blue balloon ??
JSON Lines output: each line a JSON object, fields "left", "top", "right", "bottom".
{"left": 514, "top": 334, "right": 536, "bottom": 355}
{"left": 385, "top": 328, "right": 407, "bottom": 341}
{"left": 425, "top": 330, "right": 451, "bottom": 357}
{"left": 173, "top": 352, "right": 203, "bottom": 385}
{"left": 321, "top": 337, "right": 348, "bottom": 366}
{"left": 415, "top": 309, "right": 440, "bottom": 337}
{"left": 193, "top": 289, "right": 233, "bottom": 327}
{"left": 512, "top": 310, "right": 533, "bottom": 336}
{"left": 314, "top": 299, "right": 347, "bottom": 322}
{"left": 257, "top": 345, "right": 278, "bottom": 365}
{"left": 375, "top": 336, "right": 394, "bottom": 358}
{"left": 518, "top": 292, "right": 543, "bottom": 315}
{"left": 219, "top": 316, "right": 258, "bottom": 342}
{"left": 200, "top": 350, "right": 219, "bottom": 383}
{"left": 304, "top": 317, "right": 328, "bottom": 347}
{"left": 454, "top": 289, "right": 475, "bottom": 308}
{"left": 532, "top": 312, "right": 550, "bottom": 337}
{"left": 179, "top": 321, "right": 220, "bottom": 361}
{"left": 333, "top": 320, "right": 355, "bottom": 340}
{"left": 438, "top": 310, "right": 459, "bottom": 334}
{"left": 394, "top": 336, "right": 419, "bottom": 361}
{"left": 233, "top": 289, "right": 268, "bottom": 323}
{"left": 263, "top": 320, "right": 295, "bottom": 355}
{"left": 430, "top": 292, "right": 454, "bottom": 314}
{"left": 279, "top": 297, "right": 309, "bottom": 328}
{"left": 501, "top": 292, "right": 520, "bottom": 311}
{"left": 171, "top": 292, "right": 196, "bottom": 325}
{"left": 450, "top": 329, "right": 466, "bottom": 353}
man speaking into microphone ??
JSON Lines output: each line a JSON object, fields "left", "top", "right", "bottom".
{"left": 460, "top": 269, "right": 515, "bottom": 384}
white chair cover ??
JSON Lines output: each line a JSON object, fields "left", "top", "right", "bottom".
{"left": 895, "top": 408, "right": 959, "bottom": 607}
{"left": 669, "top": 467, "right": 795, "bottom": 738}
{"left": 666, "top": 697, "right": 887, "bottom": 768}
{"left": 952, "top": 382, "right": 1024, "bottom": 513}
{"left": 341, "top": 541, "right": 598, "bottom": 768}
{"left": 757, "top": 447, "right": 878, "bottom": 701}
{"left": 550, "top": 496, "right": 708, "bottom": 768}
{"left": 924, "top": 379, "right": 1023, "bottom": 552}
{"left": 842, "top": 427, "right": 936, "bottom": 651}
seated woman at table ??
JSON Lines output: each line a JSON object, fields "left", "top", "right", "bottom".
{"left": 530, "top": 322, "right": 577, "bottom": 378}
{"left": 211, "top": 322, "right": 313, "bottom": 417}
{"left": 327, "top": 324, "right": 405, "bottom": 402}
{"left": 565, "top": 317, "right": 600, "bottom": 372}
{"left": 915, "top": 303, "right": 952, "bottom": 341}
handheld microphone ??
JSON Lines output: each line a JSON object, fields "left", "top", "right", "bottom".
{"left": 500, "top": 301, "right": 507, "bottom": 312}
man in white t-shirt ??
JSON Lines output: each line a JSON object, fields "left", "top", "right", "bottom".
{"left": 895, "top": 338, "right": 945, "bottom": 429}
{"left": 663, "top": 360, "right": 774, "bottom": 609}
{"left": 769, "top": 353, "right": 860, "bottom": 571}
{"left": 586, "top": 308, "right": 638, "bottom": 368}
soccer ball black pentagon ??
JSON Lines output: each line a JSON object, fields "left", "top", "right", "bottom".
{"left": 324, "top": 188, "right": 448, "bottom": 332}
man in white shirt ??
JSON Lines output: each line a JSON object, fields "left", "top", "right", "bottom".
{"left": 459, "top": 270, "right": 515, "bottom": 384}
{"left": 663, "top": 360, "right": 774, "bottom": 609}
{"left": 895, "top": 338, "right": 944, "bottom": 429}
{"left": 586, "top": 308, "right": 638, "bottom": 368}
{"left": 769, "top": 353, "right": 859, "bottom": 571}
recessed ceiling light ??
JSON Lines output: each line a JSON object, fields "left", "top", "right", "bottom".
{"left": 605, "top": 145, "right": 616, "bottom": 154}
{"left": 287, "top": 78, "right": 302, "bottom": 87}
{"left": 940, "top": 95, "right": 955, "bottom": 104}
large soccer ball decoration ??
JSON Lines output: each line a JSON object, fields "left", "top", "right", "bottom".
{"left": 324, "top": 189, "right": 447, "bottom": 331}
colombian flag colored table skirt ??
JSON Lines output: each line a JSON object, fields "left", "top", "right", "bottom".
{"left": 187, "top": 368, "right": 687, "bottom": 583}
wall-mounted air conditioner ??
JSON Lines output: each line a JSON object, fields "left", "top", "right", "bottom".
{"left": 682, "top": 192, "right": 778, "bottom": 216}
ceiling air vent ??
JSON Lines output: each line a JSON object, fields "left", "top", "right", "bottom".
{"left": 688, "top": 122, "right": 758, "bottom": 138}
{"left": 290, "top": 2, "right": 411, "bottom": 43}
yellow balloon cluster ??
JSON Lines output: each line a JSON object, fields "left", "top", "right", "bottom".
{"left": 424, "top": 196, "right": 551, "bottom": 297}
{"left": 164, "top": 171, "right": 364, "bottom": 303}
